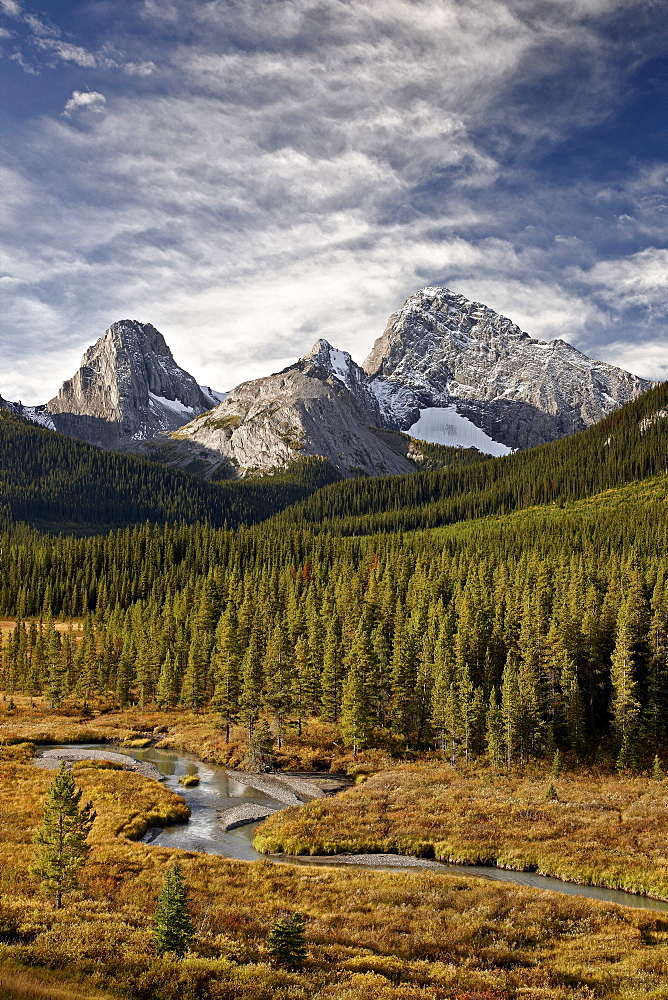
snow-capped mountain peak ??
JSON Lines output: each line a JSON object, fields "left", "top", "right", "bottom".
{"left": 362, "top": 286, "right": 652, "bottom": 450}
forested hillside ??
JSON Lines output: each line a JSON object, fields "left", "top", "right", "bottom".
{"left": 275, "top": 382, "right": 668, "bottom": 534}
{"left": 0, "top": 386, "right": 666, "bottom": 768}
{"left": 2, "top": 475, "right": 666, "bottom": 767}
{"left": 0, "top": 410, "right": 341, "bottom": 532}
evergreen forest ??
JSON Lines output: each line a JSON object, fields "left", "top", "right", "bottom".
{"left": 1, "top": 383, "right": 667, "bottom": 770}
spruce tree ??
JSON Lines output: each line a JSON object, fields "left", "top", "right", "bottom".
{"left": 267, "top": 912, "right": 307, "bottom": 970}
{"left": 152, "top": 861, "right": 195, "bottom": 957}
{"left": 31, "top": 763, "right": 96, "bottom": 909}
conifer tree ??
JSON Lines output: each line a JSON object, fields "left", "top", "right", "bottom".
{"left": 340, "top": 660, "right": 374, "bottom": 758}
{"left": 45, "top": 621, "right": 66, "bottom": 709}
{"left": 152, "top": 861, "right": 195, "bottom": 957}
{"left": 181, "top": 632, "right": 208, "bottom": 710}
{"left": 485, "top": 687, "right": 504, "bottom": 768}
{"left": 262, "top": 622, "right": 293, "bottom": 748}
{"left": 610, "top": 585, "right": 646, "bottom": 765}
{"left": 559, "top": 657, "right": 587, "bottom": 757}
{"left": 156, "top": 651, "right": 180, "bottom": 710}
{"left": 267, "top": 913, "right": 307, "bottom": 970}
{"left": 31, "top": 763, "right": 96, "bottom": 909}
{"left": 501, "top": 652, "right": 520, "bottom": 768}
{"left": 240, "top": 627, "right": 264, "bottom": 739}
{"left": 320, "top": 621, "right": 343, "bottom": 723}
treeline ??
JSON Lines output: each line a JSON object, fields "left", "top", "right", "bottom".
{"left": 2, "top": 482, "right": 667, "bottom": 766}
{"left": 274, "top": 383, "right": 668, "bottom": 534}
{"left": 0, "top": 410, "right": 340, "bottom": 532}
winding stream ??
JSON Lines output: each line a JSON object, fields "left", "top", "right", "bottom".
{"left": 69, "top": 743, "right": 668, "bottom": 913}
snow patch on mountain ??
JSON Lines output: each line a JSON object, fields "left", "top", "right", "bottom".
{"left": 23, "top": 406, "right": 57, "bottom": 431}
{"left": 148, "top": 393, "right": 197, "bottom": 418}
{"left": 408, "top": 406, "right": 513, "bottom": 456}
{"left": 200, "top": 386, "right": 228, "bottom": 407}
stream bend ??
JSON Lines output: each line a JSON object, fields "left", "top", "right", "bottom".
{"left": 60, "top": 743, "right": 668, "bottom": 914}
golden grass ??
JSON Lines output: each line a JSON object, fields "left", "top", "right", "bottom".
{"left": 0, "top": 964, "right": 115, "bottom": 1000}
{"left": 255, "top": 762, "right": 668, "bottom": 901}
{"left": 1, "top": 708, "right": 668, "bottom": 998}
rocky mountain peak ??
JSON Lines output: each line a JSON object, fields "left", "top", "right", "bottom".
{"left": 45, "top": 319, "right": 212, "bottom": 449}
{"left": 362, "top": 285, "right": 652, "bottom": 449}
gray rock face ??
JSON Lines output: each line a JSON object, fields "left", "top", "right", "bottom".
{"left": 0, "top": 394, "right": 56, "bottom": 430}
{"left": 3, "top": 287, "right": 653, "bottom": 468}
{"left": 45, "top": 320, "right": 212, "bottom": 449}
{"left": 363, "top": 287, "right": 653, "bottom": 449}
{"left": 174, "top": 346, "right": 416, "bottom": 478}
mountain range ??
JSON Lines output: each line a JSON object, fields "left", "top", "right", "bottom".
{"left": 1, "top": 287, "right": 653, "bottom": 478}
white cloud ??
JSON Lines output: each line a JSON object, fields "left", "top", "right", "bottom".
{"left": 575, "top": 248, "right": 668, "bottom": 310}
{"left": 600, "top": 340, "right": 668, "bottom": 382}
{"left": 36, "top": 37, "right": 98, "bottom": 67}
{"left": 123, "top": 60, "right": 155, "bottom": 76}
{"left": 62, "top": 90, "right": 107, "bottom": 117}
{"left": 0, "top": 0, "right": 21, "bottom": 18}
{"left": 1, "top": 0, "right": 667, "bottom": 400}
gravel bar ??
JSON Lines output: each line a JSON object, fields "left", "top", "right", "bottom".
{"left": 289, "top": 853, "right": 437, "bottom": 868}
{"left": 218, "top": 803, "right": 281, "bottom": 830}
{"left": 33, "top": 747, "right": 162, "bottom": 782}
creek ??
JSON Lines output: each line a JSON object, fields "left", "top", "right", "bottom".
{"left": 70, "top": 743, "right": 668, "bottom": 913}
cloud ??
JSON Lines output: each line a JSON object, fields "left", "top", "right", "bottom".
{"left": 575, "top": 248, "right": 668, "bottom": 311}
{"left": 0, "top": 0, "right": 21, "bottom": 17}
{"left": 62, "top": 91, "right": 107, "bottom": 117}
{"left": 123, "top": 60, "right": 155, "bottom": 76}
{"left": 600, "top": 340, "right": 668, "bottom": 382}
{"left": 37, "top": 37, "right": 98, "bottom": 67}
{"left": 1, "top": 0, "right": 667, "bottom": 399}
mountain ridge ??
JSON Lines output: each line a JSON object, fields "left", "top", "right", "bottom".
{"left": 1, "top": 286, "right": 654, "bottom": 475}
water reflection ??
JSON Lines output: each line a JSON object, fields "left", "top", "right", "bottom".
{"left": 70, "top": 743, "right": 668, "bottom": 912}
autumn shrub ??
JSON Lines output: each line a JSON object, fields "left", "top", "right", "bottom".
{"left": 71, "top": 760, "right": 124, "bottom": 772}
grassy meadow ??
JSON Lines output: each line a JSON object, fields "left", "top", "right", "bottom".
{"left": 255, "top": 763, "right": 668, "bottom": 901}
{"left": 0, "top": 707, "right": 667, "bottom": 997}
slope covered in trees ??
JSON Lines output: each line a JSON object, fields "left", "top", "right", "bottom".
{"left": 1, "top": 474, "right": 666, "bottom": 767}
{"left": 0, "top": 410, "right": 341, "bottom": 532}
{"left": 0, "top": 385, "right": 666, "bottom": 768}
{"left": 273, "top": 382, "right": 668, "bottom": 535}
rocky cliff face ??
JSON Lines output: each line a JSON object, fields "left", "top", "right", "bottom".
{"left": 167, "top": 286, "right": 654, "bottom": 474}
{"left": 172, "top": 349, "right": 416, "bottom": 478}
{"left": 3, "top": 287, "right": 654, "bottom": 470}
{"left": 363, "top": 287, "right": 652, "bottom": 450}
{"left": 44, "top": 320, "right": 213, "bottom": 448}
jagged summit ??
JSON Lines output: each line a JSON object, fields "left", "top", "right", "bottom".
{"left": 362, "top": 286, "right": 652, "bottom": 449}
{"left": 2, "top": 286, "right": 654, "bottom": 472}
{"left": 45, "top": 320, "right": 213, "bottom": 448}
{"left": 171, "top": 341, "right": 416, "bottom": 479}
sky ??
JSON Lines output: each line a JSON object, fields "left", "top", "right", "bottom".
{"left": 1, "top": 0, "right": 667, "bottom": 403}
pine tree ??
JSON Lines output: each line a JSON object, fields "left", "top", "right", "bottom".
{"left": 320, "top": 620, "right": 343, "bottom": 723}
{"left": 262, "top": 622, "right": 293, "bottom": 749}
{"left": 152, "top": 861, "right": 195, "bottom": 957}
{"left": 31, "top": 763, "right": 96, "bottom": 909}
{"left": 211, "top": 608, "right": 242, "bottom": 741}
{"left": 340, "top": 658, "right": 374, "bottom": 758}
{"left": 267, "top": 912, "right": 307, "bottom": 970}
{"left": 156, "top": 651, "right": 180, "bottom": 710}
{"left": 485, "top": 687, "right": 504, "bottom": 768}
{"left": 610, "top": 583, "right": 647, "bottom": 765}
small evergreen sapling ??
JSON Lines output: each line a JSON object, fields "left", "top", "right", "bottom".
{"left": 153, "top": 861, "right": 195, "bottom": 957}
{"left": 31, "top": 762, "right": 96, "bottom": 910}
{"left": 267, "top": 912, "right": 307, "bottom": 970}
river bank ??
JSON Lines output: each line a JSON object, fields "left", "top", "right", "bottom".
{"left": 34, "top": 740, "right": 668, "bottom": 913}
{"left": 5, "top": 734, "right": 668, "bottom": 1000}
